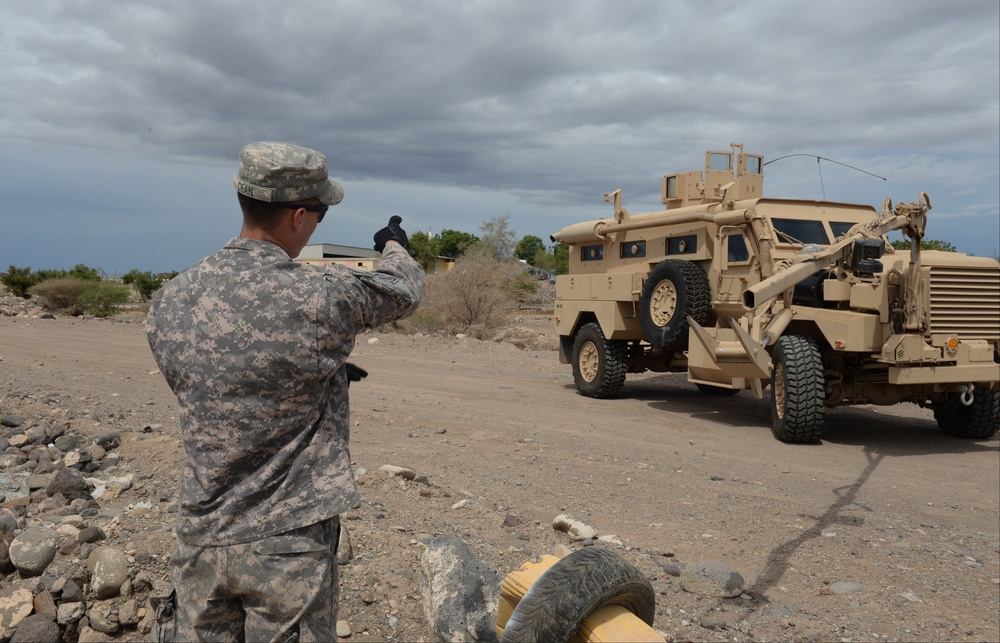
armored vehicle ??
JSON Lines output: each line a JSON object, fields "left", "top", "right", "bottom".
{"left": 551, "top": 144, "right": 1000, "bottom": 442}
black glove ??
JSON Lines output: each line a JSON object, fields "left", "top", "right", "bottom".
{"left": 373, "top": 215, "right": 410, "bottom": 252}
{"left": 345, "top": 362, "right": 368, "bottom": 385}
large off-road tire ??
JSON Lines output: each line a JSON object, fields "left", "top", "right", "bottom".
{"left": 639, "top": 260, "right": 711, "bottom": 351}
{"left": 933, "top": 386, "right": 1000, "bottom": 439}
{"left": 770, "top": 336, "right": 825, "bottom": 443}
{"left": 572, "top": 323, "right": 627, "bottom": 399}
{"left": 499, "top": 547, "right": 656, "bottom": 643}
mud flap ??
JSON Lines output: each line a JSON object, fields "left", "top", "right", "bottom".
{"left": 150, "top": 588, "right": 177, "bottom": 643}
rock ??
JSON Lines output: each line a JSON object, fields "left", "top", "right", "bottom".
{"left": 502, "top": 514, "right": 522, "bottom": 528}
{"left": 0, "top": 587, "right": 34, "bottom": 639}
{"left": 32, "top": 590, "right": 58, "bottom": 620}
{"left": 337, "top": 524, "right": 353, "bottom": 565}
{"left": 91, "top": 432, "right": 120, "bottom": 450}
{"left": 25, "top": 425, "right": 48, "bottom": 445}
{"left": 0, "top": 416, "right": 24, "bottom": 428}
{"left": 700, "top": 616, "right": 727, "bottom": 629}
{"left": 680, "top": 562, "right": 745, "bottom": 598}
{"left": 336, "top": 619, "right": 352, "bottom": 638}
{"left": 10, "top": 613, "right": 60, "bottom": 643}
{"left": 53, "top": 435, "right": 78, "bottom": 452}
{"left": 86, "top": 606, "right": 119, "bottom": 633}
{"left": 78, "top": 526, "right": 106, "bottom": 544}
{"left": 420, "top": 535, "right": 500, "bottom": 643}
{"left": 56, "top": 601, "right": 85, "bottom": 625}
{"left": 597, "top": 534, "right": 624, "bottom": 547}
{"left": 46, "top": 467, "right": 90, "bottom": 501}
{"left": 61, "top": 579, "right": 83, "bottom": 602}
{"left": 0, "top": 522, "right": 15, "bottom": 573}
{"left": 828, "top": 581, "right": 866, "bottom": 594}
{"left": 90, "top": 546, "right": 130, "bottom": 599}
{"left": 7, "top": 434, "right": 29, "bottom": 448}
{"left": 552, "top": 514, "right": 598, "bottom": 541}
{"left": 117, "top": 599, "right": 139, "bottom": 626}
{"left": 379, "top": 465, "right": 416, "bottom": 480}
{"left": 9, "top": 526, "right": 60, "bottom": 577}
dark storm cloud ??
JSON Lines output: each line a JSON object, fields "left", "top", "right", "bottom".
{"left": 1, "top": 0, "right": 997, "bottom": 273}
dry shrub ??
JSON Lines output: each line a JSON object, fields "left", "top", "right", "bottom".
{"left": 398, "top": 249, "right": 523, "bottom": 338}
{"left": 28, "top": 278, "right": 88, "bottom": 314}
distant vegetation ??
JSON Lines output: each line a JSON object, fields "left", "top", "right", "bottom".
{"left": 890, "top": 239, "right": 957, "bottom": 252}
{"left": 2, "top": 263, "right": 168, "bottom": 317}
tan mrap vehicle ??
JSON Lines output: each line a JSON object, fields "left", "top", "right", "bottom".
{"left": 551, "top": 143, "right": 1000, "bottom": 443}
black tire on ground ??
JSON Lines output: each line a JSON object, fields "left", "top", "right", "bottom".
{"left": 499, "top": 547, "right": 656, "bottom": 643}
{"left": 770, "top": 335, "right": 825, "bottom": 443}
{"left": 639, "top": 260, "right": 711, "bottom": 351}
{"left": 572, "top": 323, "right": 627, "bottom": 398}
{"left": 696, "top": 383, "right": 741, "bottom": 396}
{"left": 933, "top": 385, "right": 1000, "bottom": 439}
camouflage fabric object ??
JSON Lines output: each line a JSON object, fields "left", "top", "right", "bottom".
{"left": 146, "top": 240, "right": 424, "bottom": 546}
{"left": 165, "top": 518, "right": 340, "bottom": 642}
{"left": 233, "top": 141, "right": 345, "bottom": 205}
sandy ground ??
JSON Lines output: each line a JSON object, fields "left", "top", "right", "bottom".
{"left": 0, "top": 312, "right": 997, "bottom": 642}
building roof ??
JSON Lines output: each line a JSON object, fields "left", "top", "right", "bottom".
{"left": 296, "top": 243, "right": 380, "bottom": 260}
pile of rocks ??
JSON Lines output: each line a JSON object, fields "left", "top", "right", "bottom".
{"left": 0, "top": 414, "right": 169, "bottom": 642}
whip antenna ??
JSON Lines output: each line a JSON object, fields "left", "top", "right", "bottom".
{"left": 764, "top": 153, "right": 887, "bottom": 200}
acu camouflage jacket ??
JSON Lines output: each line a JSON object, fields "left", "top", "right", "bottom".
{"left": 146, "top": 238, "right": 424, "bottom": 546}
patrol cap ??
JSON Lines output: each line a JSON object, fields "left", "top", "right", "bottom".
{"left": 233, "top": 141, "right": 344, "bottom": 206}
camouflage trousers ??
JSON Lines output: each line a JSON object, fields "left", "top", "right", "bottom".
{"left": 157, "top": 517, "right": 340, "bottom": 643}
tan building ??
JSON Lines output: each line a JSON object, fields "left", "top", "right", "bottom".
{"left": 295, "top": 243, "right": 381, "bottom": 271}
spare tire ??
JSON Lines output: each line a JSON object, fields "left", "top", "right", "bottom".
{"left": 639, "top": 260, "right": 711, "bottom": 350}
{"left": 499, "top": 547, "right": 656, "bottom": 643}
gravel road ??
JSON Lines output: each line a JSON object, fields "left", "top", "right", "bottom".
{"left": 0, "top": 313, "right": 997, "bottom": 642}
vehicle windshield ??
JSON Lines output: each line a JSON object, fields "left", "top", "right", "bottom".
{"left": 771, "top": 218, "right": 829, "bottom": 245}
{"left": 829, "top": 221, "right": 859, "bottom": 239}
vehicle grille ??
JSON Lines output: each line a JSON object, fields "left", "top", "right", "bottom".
{"left": 928, "top": 266, "right": 1000, "bottom": 340}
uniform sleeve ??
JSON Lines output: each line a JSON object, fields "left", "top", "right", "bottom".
{"left": 324, "top": 243, "right": 426, "bottom": 334}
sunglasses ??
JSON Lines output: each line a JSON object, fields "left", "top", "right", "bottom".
{"left": 286, "top": 203, "right": 329, "bottom": 223}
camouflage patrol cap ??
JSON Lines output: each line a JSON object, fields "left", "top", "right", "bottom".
{"left": 233, "top": 142, "right": 344, "bottom": 205}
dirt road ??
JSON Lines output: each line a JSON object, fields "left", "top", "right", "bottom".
{"left": 0, "top": 314, "right": 997, "bottom": 642}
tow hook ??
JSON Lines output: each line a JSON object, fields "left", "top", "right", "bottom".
{"left": 960, "top": 384, "right": 975, "bottom": 406}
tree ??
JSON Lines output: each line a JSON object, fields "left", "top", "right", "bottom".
{"left": 2, "top": 266, "right": 39, "bottom": 298}
{"left": 121, "top": 269, "right": 163, "bottom": 301}
{"left": 438, "top": 229, "right": 479, "bottom": 258}
{"left": 477, "top": 215, "right": 517, "bottom": 261}
{"left": 408, "top": 231, "right": 439, "bottom": 272}
{"left": 553, "top": 243, "right": 570, "bottom": 275}
{"left": 890, "top": 239, "right": 957, "bottom": 252}
{"left": 515, "top": 235, "right": 546, "bottom": 265}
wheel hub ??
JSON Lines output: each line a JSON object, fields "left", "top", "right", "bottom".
{"left": 649, "top": 280, "right": 678, "bottom": 326}
{"left": 579, "top": 341, "right": 599, "bottom": 382}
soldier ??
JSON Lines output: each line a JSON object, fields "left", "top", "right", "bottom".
{"left": 146, "top": 141, "right": 425, "bottom": 642}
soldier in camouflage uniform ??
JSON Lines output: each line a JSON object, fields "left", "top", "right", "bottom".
{"left": 146, "top": 141, "right": 425, "bottom": 642}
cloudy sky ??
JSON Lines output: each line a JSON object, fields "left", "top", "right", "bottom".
{"left": 1, "top": 0, "right": 997, "bottom": 275}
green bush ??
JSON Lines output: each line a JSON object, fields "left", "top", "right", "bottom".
{"left": 2, "top": 266, "right": 39, "bottom": 298}
{"left": 121, "top": 269, "right": 163, "bottom": 301}
{"left": 78, "top": 282, "right": 131, "bottom": 317}
{"left": 2, "top": 263, "right": 103, "bottom": 299}
{"left": 28, "top": 278, "right": 89, "bottom": 314}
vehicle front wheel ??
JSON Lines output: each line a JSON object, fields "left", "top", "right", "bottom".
{"left": 770, "top": 335, "right": 825, "bottom": 443}
{"left": 934, "top": 386, "right": 1000, "bottom": 439}
{"left": 572, "top": 323, "right": 627, "bottom": 399}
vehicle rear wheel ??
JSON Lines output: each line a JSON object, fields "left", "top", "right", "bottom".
{"left": 499, "top": 547, "right": 656, "bottom": 643}
{"left": 770, "top": 336, "right": 825, "bottom": 443}
{"left": 572, "top": 323, "right": 627, "bottom": 399}
{"left": 639, "top": 260, "right": 711, "bottom": 351}
{"left": 933, "top": 386, "right": 1000, "bottom": 439}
